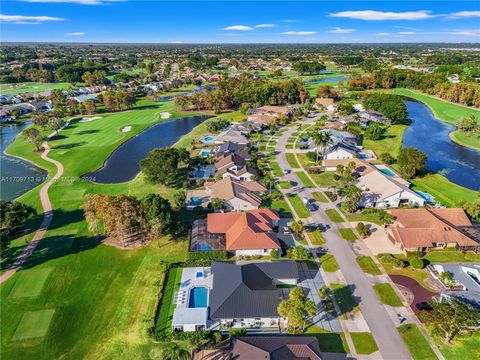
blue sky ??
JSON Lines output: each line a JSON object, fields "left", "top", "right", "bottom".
{"left": 1, "top": 1, "right": 479, "bottom": 43}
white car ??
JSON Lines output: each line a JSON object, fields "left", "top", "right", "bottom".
{"left": 282, "top": 226, "right": 290, "bottom": 234}
{"left": 283, "top": 169, "right": 290, "bottom": 175}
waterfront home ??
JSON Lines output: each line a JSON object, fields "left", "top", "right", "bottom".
{"left": 321, "top": 129, "right": 358, "bottom": 148}
{"left": 191, "top": 209, "right": 280, "bottom": 255}
{"left": 213, "top": 141, "right": 251, "bottom": 160}
{"left": 171, "top": 261, "right": 300, "bottom": 332}
{"left": 214, "top": 127, "right": 250, "bottom": 145}
{"left": 27, "top": 100, "right": 53, "bottom": 112}
{"left": 387, "top": 208, "right": 480, "bottom": 253}
{"left": 205, "top": 177, "right": 266, "bottom": 211}
{"left": 215, "top": 154, "right": 257, "bottom": 181}
{"left": 323, "top": 142, "right": 358, "bottom": 160}
{"left": 230, "top": 336, "right": 322, "bottom": 359}
{"left": 247, "top": 113, "right": 277, "bottom": 126}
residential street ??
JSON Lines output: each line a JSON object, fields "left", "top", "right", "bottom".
{"left": 273, "top": 123, "right": 412, "bottom": 360}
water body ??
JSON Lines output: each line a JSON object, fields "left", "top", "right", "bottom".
{"left": 402, "top": 99, "right": 480, "bottom": 191}
{"left": 86, "top": 115, "right": 210, "bottom": 184}
{"left": 155, "top": 84, "right": 215, "bottom": 101}
{"left": 305, "top": 76, "right": 348, "bottom": 84}
{"left": 1, "top": 122, "right": 47, "bottom": 200}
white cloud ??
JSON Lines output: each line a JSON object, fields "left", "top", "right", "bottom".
{"left": 66, "top": 32, "right": 86, "bottom": 36}
{"left": 223, "top": 25, "right": 254, "bottom": 31}
{"left": 329, "top": 10, "right": 435, "bottom": 21}
{"left": 0, "top": 14, "right": 65, "bottom": 23}
{"left": 281, "top": 31, "right": 317, "bottom": 36}
{"left": 171, "top": 41, "right": 184, "bottom": 44}
{"left": 328, "top": 27, "right": 356, "bottom": 34}
{"left": 446, "top": 29, "right": 480, "bottom": 36}
{"left": 398, "top": 31, "right": 415, "bottom": 35}
{"left": 448, "top": 11, "right": 480, "bottom": 19}
{"left": 282, "top": 19, "right": 301, "bottom": 23}
{"left": 376, "top": 32, "right": 390, "bottom": 36}
{"left": 255, "top": 24, "right": 276, "bottom": 28}
{"left": 22, "top": 0, "right": 123, "bottom": 4}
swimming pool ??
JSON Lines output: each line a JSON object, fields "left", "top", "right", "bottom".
{"left": 415, "top": 190, "right": 435, "bottom": 203}
{"left": 188, "top": 287, "right": 208, "bottom": 308}
{"left": 201, "top": 135, "right": 215, "bottom": 143}
{"left": 196, "top": 242, "right": 213, "bottom": 251}
{"left": 189, "top": 197, "right": 203, "bottom": 206}
{"left": 378, "top": 168, "right": 395, "bottom": 177}
{"left": 200, "top": 149, "right": 211, "bottom": 157}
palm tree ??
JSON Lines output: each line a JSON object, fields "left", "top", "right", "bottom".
{"left": 309, "top": 131, "right": 331, "bottom": 163}
{"left": 154, "top": 343, "right": 190, "bottom": 360}
{"left": 290, "top": 220, "right": 304, "bottom": 235}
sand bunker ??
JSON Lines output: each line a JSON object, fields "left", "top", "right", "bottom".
{"left": 121, "top": 126, "right": 132, "bottom": 132}
{"left": 79, "top": 116, "right": 102, "bottom": 123}
{"left": 160, "top": 112, "right": 172, "bottom": 119}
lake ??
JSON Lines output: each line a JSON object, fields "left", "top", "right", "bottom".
{"left": 305, "top": 76, "right": 348, "bottom": 84}
{"left": 1, "top": 122, "right": 47, "bottom": 200}
{"left": 86, "top": 115, "right": 210, "bottom": 184}
{"left": 402, "top": 100, "right": 480, "bottom": 191}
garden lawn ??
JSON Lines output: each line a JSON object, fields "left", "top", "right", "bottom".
{"left": 356, "top": 256, "right": 382, "bottom": 275}
{"left": 319, "top": 254, "right": 339, "bottom": 272}
{"left": 363, "top": 124, "right": 407, "bottom": 158}
{"left": 378, "top": 256, "right": 436, "bottom": 292}
{"left": 156, "top": 267, "right": 182, "bottom": 333}
{"left": 0, "top": 82, "right": 72, "bottom": 95}
{"left": 397, "top": 324, "right": 437, "bottom": 360}
{"left": 331, "top": 283, "right": 359, "bottom": 315}
{"left": 296, "top": 153, "right": 316, "bottom": 168}
{"left": 433, "top": 331, "right": 480, "bottom": 360}
{"left": 306, "top": 229, "right": 325, "bottom": 246}
{"left": 350, "top": 332, "right": 378, "bottom": 355}
{"left": 373, "top": 283, "right": 403, "bottom": 307}
{"left": 304, "top": 323, "right": 349, "bottom": 353}
{"left": 346, "top": 211, "right": 384, "bottom": 226}
{"left": 312, "top": 191, "right": 328, "bottom": 203}
{"left": 423, "top": 250, "right": 480, "bottom": 263}
{"left": 296, "top": 171, "right": 315, "bottom": 187}
{"left": 267, "top": 199, "right": 293, "bottom": 218}
{"left": 286, "top": 194, "right": 310, "bottom": 219}
{"left": 309, "top": 172, "right": 336, "bottom": 187}
{"left": 277, "top": 181, "right": 292, "bottom": 189}
{"left": 339, "top": 228, "right": 357, "bottom": 241}
{"left": 325, "top": 209, "right": 344, "bottom": 223}
{"left": 285, "top": 153, "right": 300, "bottom": 168}
{"left": 411, "top": 174, "right": 477, "bottom": 207}
{"left": 269, "top": 161, "right": 284, "bottom": 178}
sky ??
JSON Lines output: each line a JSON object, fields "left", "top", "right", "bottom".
{"left": 1, "top": 1, "right": 479, "bottom": 43}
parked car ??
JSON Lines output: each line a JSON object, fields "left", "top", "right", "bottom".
{"left": 415, "top": 302, "right": 433, "bottom": 311}
{"left": 283, "top": 169, "right": 290, "bottom": 175}
{"left": 282, "top": 226, "right": 290, "bottom": 235}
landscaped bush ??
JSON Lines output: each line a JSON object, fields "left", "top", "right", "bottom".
{"left": 155, "top": 329, "right": 213, "bottom": 342}
{"left": 324, "top": 191, "right": 338, "bottom": 202}
{"left": 185, "top": 251, "right": 228, "bottom": 266}
{"left": 228, "top": 328, "right": 247, "bottom": 338}
{"left": 212, "top": 331, "right": 223, "bottom": 344}
{"left": 410, "top": 257, "right": 426, "bottom": 269}
{"left": 206, "top": 118, "right": 229, "bottom": 132}
{"left": 286, "top": 246, "right": 313, "bottom": 260}
{"left": 307, "top": 166, "right": 325, "bottom": 174}
{"left": 379, "top": 153, "right": 395, "bottom": 165}
{"left": 355, "top": 222, "right": 371, "bottom": 238}
{"left": 378, "top": 253, "right": 409, "bottom": 268}
{"left": 270, "top": 249, "right": 280, "bottom": 260}
{"left": 362, "top": 208, "right": 394, "bottom": 224}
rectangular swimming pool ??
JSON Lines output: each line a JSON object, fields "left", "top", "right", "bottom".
{"left": 378, "top": 168, "right": 395, "bottom": 177}
{"left": 188, "top": 287, "right": 208, "bottom": 308}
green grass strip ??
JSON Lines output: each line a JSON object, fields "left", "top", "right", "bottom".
{"left": 319, "top": 253, "right": 339, "bottom": 272}
{"left": 339, "top": 228, "right": 357, "bottom": 241}
{"left": 373, "top": 283, "right": 403, "bottom": 307}
{"left": 269, "top": 161, "right": 284, "bottom": 177}
{"left": 356, "top": 256, "right": 382, "bottom": 275}
{"left": 350, "top": 332, "right": 379, "bottom": 355}
{"left": 296, "top": 171, "right": 315, "bottom": 187}
{"left": 286, "top": 153, "right": 300, "bottom": 168}
{"left": 325, "top": 209, "right": 344, "bottom": 223}
{"left": 397, "top": 324, "right": 437, "bottom": 360}
{"left": 286, "top": 194, "right": 310, "bottom": 219}
{"left": 312, "top": 191, "right": 328, "bottom": 203}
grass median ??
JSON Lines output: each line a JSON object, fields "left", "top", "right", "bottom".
{"left": 286, "top": 194, "right": 310, "bottom": 219}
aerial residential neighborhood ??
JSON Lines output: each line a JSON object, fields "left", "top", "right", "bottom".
{"left": 1, "top": 1, "right": 480, "bottom": 360}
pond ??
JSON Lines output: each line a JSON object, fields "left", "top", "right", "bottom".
{"left": 402, "top": 100, "right": 480, "bottom": 191}
{"left": 86, "top": 115, "right": 210, "bottom": 184}
{"left": 305, "top": 76, "right": 348, "bottom": 84}
{"left": 1, "top": 122, "right": 47, "bottom": 200}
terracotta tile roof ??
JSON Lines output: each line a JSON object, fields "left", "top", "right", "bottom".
{"left": 207, "top": 209, "right": 280, "bottom": 250}
{"left": 389, "top": 208, "right": 480, "bottom": 248}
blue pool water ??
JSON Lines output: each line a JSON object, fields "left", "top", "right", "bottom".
{"left": 189, "top": 287, "right": 208, "bottom": 308}
{"left": 202, "top": 135, "right": 215, "bottom": 143}
{"left": 201, "top": 150, "right": 211, "bottom": 157}
{"left": 415, "top": 191, "right": 435, "bottom": 203}
{"left": 189, "top": 197, "right": 203, "bottom": 206}
{"left": 196, "top": 242, "right": 213, "bottom": 251}
{"left": 378, "top": 168, "right": 395, "bottom": 177}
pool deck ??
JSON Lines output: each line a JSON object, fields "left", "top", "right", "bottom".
{"left": 176, "top": 267, "right": 213, "bottom": 310}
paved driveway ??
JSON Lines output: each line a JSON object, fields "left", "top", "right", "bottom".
{"left": 273, "top": 124, "right": 412, "bottom": 360}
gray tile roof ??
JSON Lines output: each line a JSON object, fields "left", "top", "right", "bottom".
{"left": 231, "top": 336, "right": 322, "bottom": 359}
{"left": 210, "top": 261, "right": 300, "bottom": 319}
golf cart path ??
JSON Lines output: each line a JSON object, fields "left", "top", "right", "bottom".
{"left": 0, "top": 131, "right": 65, "bottom": 284}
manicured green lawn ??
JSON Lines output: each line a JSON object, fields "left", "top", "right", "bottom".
{"left": 304, "top": 323, "right": 349, "bottom": 353}
{"left": 0, "top": 82, "right": 72, "bottom": 95}
{"left": 411, "top": 174, "right": 478, "bottom": 207}
{"left": 451, "top": 131, "right": 480, "bottom": 150}
{"left": 8, "top": 268, "right": 53, "bottom": 298}
{"left": 156, "top": 267, "right": 182, "bottom": 333}
{"left": 350, "top": 332, "right": 378, "bottom": 355}
{"left": 267, "top": 199, "right": 293, "bottom": 218}
{"left": 296, "top": 153, "right": 316, "bottom": 168}
{"left": 309, "top": 172, "right": 336, "bottom": 187}
{"left": 285, "top": 153, "right": 300, "bottom": 168}
{"left": 319, "top": 254, "right": 339, "bottom": 272}
{"left": 379, "top": 258, "right": 436, "bottom": 292}
{"left": 278, "top": 181, "right": 292, "bottom": 189}
{"left": 397, "top": 324, "right": 437, "bottom": 360}
{"left": 12, "top": 309, "right": 56, "bottom": 341}
{"left": 433, "top": 331, "right": 480, "bottom": 360}
{"left": 423, "top": 250, "right": 480, "bottom": 263}
{"left": 286, "top": 194, "right": 310, "bottom": 219}
{"left": 373, "top": 283, "right": 403, "bottom": 307}
{"left": 306, "top": 229, "right": 325, "bottom": 246}
{"left": 269, "top": 161, "right": 284, "bottom": 177}
{"left": 296, "top": 171, "right": 315, "bottom": 187}
{"left": 312, "top": 191, "right": 328, "bottom": 203}
{"left": 339, "top": 228, "right": 357, "bottom": 241}
{"left": 356, "top": 256, "right": 382, "bottom": 275}
{"left": 363, "top": 124, "right": 407, "bottom": 158}
{"left": 346, "top": 211, "right": 384, "bottom": 226}
{"left": 325, "top": 209, "right": 344, "bottom": 223}
{"left": 331, "top": 283, "right": 359, "bottom": 315}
